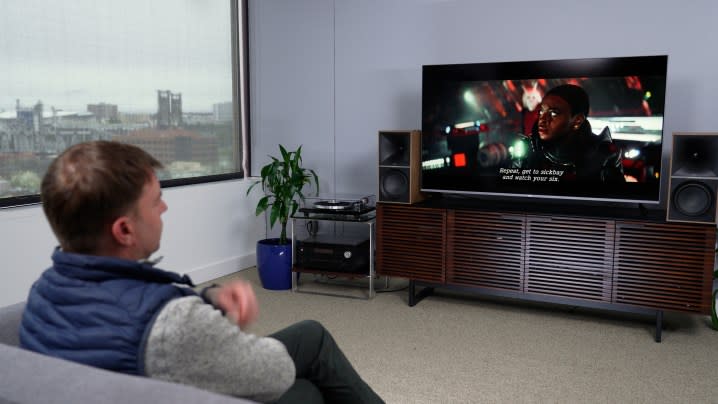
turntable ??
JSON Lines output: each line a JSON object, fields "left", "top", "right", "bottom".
{"left": 313, "top": 200, "right": 358, "bottom": 210}
{"left": 297, "top": 194, "right": 376, "bottom": 219}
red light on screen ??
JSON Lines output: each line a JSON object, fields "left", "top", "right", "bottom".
{"left": 453, "top": 153, "right": 467, "bottom": 167}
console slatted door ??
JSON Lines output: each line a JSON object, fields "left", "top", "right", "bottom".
{"left": 525, "top": 216, "right": 615, "bottom": 301}
{"left": 376, "top": 204, "right": 446, "bottom": 283}
{"left": 613, "top": 221, "right": 715, "bottom": 313}
{"left": 447, "top": 210, "right": 525, "bottom": 290}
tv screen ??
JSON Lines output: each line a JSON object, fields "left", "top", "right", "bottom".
{"left": 421, "top": 55, "right": 668, "bottom": 204}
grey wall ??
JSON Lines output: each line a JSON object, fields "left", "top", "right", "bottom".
{"left": 249, "top": 0, "right": 718, "bottom": 203}
{"left": 249, "top": 0, "right": 335, "bottom": 201}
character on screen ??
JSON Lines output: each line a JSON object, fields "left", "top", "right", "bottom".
{"left": 515, "top": 84, "right": 625, "bottom": 182}
{"left": 521, "top": 82, "right": 542, "bottom": 135}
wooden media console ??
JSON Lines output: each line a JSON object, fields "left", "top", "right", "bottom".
{"left": 376, "top": 201, "right": 715, "bottom": 342}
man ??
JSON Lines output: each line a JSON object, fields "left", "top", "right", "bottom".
{"left": 516, "top": 84, "right": 625, "bottom": 182}
{"left": 19, "top": 140, "right": 383, "bottom": 404}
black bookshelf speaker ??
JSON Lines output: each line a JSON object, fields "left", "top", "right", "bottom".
{"left": 378, "top": 130, "right": 425, "bottom": 204}
{"left": 667, "top": 132, "right": 718, "bottom": 224}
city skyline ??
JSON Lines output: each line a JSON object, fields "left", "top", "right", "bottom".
{"left": 0, "top": 0, "right": 233, "bottom": 113}
{"left": 1, "top": 96, "right": 233, "bottom": 117}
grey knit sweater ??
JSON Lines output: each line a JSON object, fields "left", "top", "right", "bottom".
{"left": 143, "top": 296, "right": 295, "bottom": 403}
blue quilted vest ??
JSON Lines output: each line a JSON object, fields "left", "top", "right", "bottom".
{"left": 19, "top": 248, "right": 197, "bottom": 375}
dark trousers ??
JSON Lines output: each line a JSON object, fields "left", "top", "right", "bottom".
{"left": 269, "top": 320, "right": 384, "bottom": 404}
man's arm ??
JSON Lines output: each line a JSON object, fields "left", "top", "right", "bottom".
{"left": 143, "top": 296, "right": 295, "bottom": 403}
{"left": 200, "top": 280, "right": 259, "bottom": 327}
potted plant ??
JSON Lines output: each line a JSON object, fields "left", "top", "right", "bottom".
{"left": 247, "top": 145, "right": 318, "bottom": 290}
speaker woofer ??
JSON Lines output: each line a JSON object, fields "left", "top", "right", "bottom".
{"left": 381, "top": 168, "right": 409, "bottom": 200}
{"left": 672, "top": 181, "right": 713, "bottom": 217}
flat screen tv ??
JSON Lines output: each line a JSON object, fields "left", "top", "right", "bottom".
{"left": 421, "top": 55, "right": 668, "bottom": 205}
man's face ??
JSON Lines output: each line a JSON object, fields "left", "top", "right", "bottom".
{"left": 130, "top": 173, "right": 167, "bottom": 260}
{"left": 536, "top": 94, "right": 583, "bottom": 142}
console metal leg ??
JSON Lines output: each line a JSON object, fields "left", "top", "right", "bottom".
{"left": 655, "top": 310, "right": 663, "bottom": 343}
{"left": 409, "top": 280, "right": 416, "bottom": 306}
{"left": 408, "top": 280, "right": 434, "bottom": 307}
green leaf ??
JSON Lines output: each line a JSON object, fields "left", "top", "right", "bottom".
{"left": 269, "top": 203, "right": 280, "bottom": 228}
{"left": 255, "top": 196, "right": 269, "bottom": 215}
{"left": 246, "top": 180, "right": 260, "bottom": 196}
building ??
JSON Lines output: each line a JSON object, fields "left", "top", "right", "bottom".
{"left": 87, "top": 103, "right": 119, "bottom": 123}
{"left": 118, "top": 112, "right": 152, "bottom": 125}
{"left": 157, "top": 90, "right": 183, "bottom": 128}
{"left": 213, "top": 101, "right": 233, "bottom": 122}
{"left": 170, "top": 93, "right": 182, "bottom": 127}
{"left": 114, "top": 128, "right": 218, "bottom": 169}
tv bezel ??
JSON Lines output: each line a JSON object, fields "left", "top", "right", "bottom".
{"left": 420, "top": 55, "right": 669, "bottom": 206}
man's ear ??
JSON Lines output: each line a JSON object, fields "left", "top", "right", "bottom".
{"left": 572, "top": 114, "right": 586, "bottom": 130}
{"left": 110, "top": 216, "right": 134, "bottom": 247}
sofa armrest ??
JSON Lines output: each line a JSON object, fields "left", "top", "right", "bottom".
{"left": 0, "top": 302, "right": 24, "bottom": 346}
{"left": 0, "top": 343, "right": 255, "bottom": 404}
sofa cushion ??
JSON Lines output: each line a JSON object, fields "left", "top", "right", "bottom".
{"left": 0, "top": 302, "right": 24, "bottom": 346}
{"left": 0, "top": 343, "right": 253, "bottom": 404}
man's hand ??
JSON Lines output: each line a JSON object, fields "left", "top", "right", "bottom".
{"left": 209, "top": 280, "right": 259, "bottom": 328}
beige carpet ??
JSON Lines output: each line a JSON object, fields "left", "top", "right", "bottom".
{"left": 202, "top": 268, "right": 718, "bottom": 404}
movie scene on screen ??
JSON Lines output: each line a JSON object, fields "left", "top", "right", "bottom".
{"left": 421, "top": 57, "right": 668, "bottom": 204}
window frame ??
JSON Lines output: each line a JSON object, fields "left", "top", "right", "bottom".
{"left": 0, "top": 0, "right": 250, "bottom": 209}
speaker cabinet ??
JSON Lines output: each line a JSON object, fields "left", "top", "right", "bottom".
{"left": 378, "top": 130, "right": 425, "bottom": 204}
{"left": 667, "top": 132, "right": 718, "bottom": 224}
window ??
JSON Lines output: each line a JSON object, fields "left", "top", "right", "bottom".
{"left": 0, "top": 0, "right": 249, "bottom": 207}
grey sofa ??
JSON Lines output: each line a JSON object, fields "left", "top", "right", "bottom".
{"left": 0, "top": 302, "right": 255, "bottom": 404}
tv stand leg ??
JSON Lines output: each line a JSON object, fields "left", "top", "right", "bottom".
{"left": 655, "top": 310, "right": 663, "bottom": 343}
{"left": 408, "top": 280, "right": 434, "bottom": 307}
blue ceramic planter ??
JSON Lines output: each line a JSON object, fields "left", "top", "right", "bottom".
{"left": 256, "top": 238, "right": 292, "bottom": 290}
